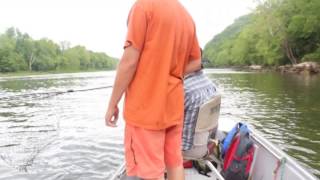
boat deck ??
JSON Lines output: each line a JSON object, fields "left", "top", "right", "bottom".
{"left": 185, "top": 168, "right": 218, "bottom": 180}
{"left": 118, "top": 168, "right": 218, "bottom": 180}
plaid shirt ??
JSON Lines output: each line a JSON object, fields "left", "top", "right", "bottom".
{"left": 182, "top": 70, "right": 217, "bottom": 151}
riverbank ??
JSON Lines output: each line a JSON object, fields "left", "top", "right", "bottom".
{"left": 227, "top": 62, "right": 320, "bottom": 75}
{"left": 0, "top": 69, "right": 115, "bottom": 78}
{"left": 277, "top": 62, "right": 320, "bottom": 75}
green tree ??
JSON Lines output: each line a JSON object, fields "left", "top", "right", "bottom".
{"left": 204, "top": 0, "right": 320, "bottom": 66}
{"left": 0, "top": 27, "right": 118, "bottom": 73}
{"left": 16, "top": 33, "right": 36, "bottom": 71}
{"left": 0, "top": 29, "right": 26, "bottom": 72}
{"left": 32, "top": 39, "right": 60, "bottom": 71}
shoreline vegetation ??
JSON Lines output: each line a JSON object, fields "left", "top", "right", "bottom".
{"left": 203, "top": 0, "right": 320, "bottom": 71}
{"left": 2, "top": 62, "right": 319, "bottom": 78}
{"left": 0, "top": 27, "right": 118, "bottom": 74}
{"left": 209, "top": 61, "right": 320, "bottom": 75}
{"left": 0, "top": 69, "right": 114, "bottom": 78}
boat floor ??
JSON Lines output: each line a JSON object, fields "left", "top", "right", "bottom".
{"left": 184, "top": 168, "right": 218, "bottom": 180}
{"left": 120, "top": 167, "right": 218, "bottom": 180}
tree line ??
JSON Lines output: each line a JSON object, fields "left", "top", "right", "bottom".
{"left": 0, "top": 27, "right": 118, "bottom": 72}
{"left": 204, "top": 0, "right": 320, "bottom": 67}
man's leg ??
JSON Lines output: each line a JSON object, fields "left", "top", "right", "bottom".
{"left": 143, "top": 177, "right": 165, "bottom": 180}
{"left": 167, "top": 165, "right": 184, "bottom": 180}
{"left": 164, "top": 124, "right": 185, "bottom": 180}
{"left": 124, "top": 124, "right": 166, "bottom": 180}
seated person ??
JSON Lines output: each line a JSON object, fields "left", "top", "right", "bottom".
{"left": 182, "top": 59, "right": 218, "bottom": 158}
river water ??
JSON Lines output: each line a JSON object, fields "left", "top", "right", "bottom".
{"left": 0, "top": 69, "right": 319, "bottom": 179}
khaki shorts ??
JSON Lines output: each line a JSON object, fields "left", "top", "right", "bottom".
{"left": 124, "top": 123, "right": 183, "bottom": 179}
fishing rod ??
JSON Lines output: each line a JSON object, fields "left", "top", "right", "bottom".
{"left": 0, "top": 85, "right": 113, "bottom": 101}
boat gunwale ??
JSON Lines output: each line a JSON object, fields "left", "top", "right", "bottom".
{"left": 250, "top": 128, "right": 318, "bottom": 180}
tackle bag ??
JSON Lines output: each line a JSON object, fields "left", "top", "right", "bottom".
{"left": 222, "top": 123, "right": 255, "bottom": 180}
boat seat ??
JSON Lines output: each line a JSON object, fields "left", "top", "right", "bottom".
{"left": 183, "top": 94, "right": 221, "bottom": 160}
{"left": 183, "top": 95, "right": 222, "bottom": 179}
{"left": 195, "top": 94, "right": 221, "bottom": 133}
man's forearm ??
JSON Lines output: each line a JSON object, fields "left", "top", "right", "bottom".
{"left": 108, "top": 60, "right": 137, "bottom": 109}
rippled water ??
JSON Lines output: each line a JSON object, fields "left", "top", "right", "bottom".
{"left": 206, "top": 69, "right": 320, "bottom": 177}
{"left": 0, "top": 72, "right": 124, "bottom": 180}
{"left": 0, "top": 70, "right": 319, "bottom": 179}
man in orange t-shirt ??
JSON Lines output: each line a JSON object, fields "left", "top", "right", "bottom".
{"left": 105, "top": 0, "right": 201, "bottom": 179}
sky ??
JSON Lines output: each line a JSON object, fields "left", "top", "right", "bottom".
{"left": 0, "top": 0, "right": 257, "bottom": 58}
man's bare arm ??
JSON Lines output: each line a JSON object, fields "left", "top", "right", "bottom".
{"left": 105, "top": 46, "right": 140, "bottom": 127}
{"left": 184, "top": 59, "right": 201, "bottom": 75}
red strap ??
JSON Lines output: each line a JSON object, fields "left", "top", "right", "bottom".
{"left": 223, "top": 135, "right": 240, "bottom": 170}
{"left": 245, "top": 147, "right": 255, "bottom": 174}
{"left": 183, "top": 161, "right": 193, "bottom": 168}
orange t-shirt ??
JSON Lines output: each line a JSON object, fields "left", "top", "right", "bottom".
{"left": 124, "top": 0, "right": 201, "bottom": 130}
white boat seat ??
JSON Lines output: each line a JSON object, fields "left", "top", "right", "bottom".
{"left": 195, "top": 94, "right": 221, "bottom": 133}
{"left": 184, "top": 94, "right": 222, "bottom": 160}
{"left": 183, "top": 95, "right": 223, "bottom": 179}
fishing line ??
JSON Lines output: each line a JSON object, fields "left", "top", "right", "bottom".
{"left": 0, "top": 85, "right": 113, "bottom": 101}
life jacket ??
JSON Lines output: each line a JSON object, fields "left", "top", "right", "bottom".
{"left": 222, "top": 123, "right": 255, "bottom": 180}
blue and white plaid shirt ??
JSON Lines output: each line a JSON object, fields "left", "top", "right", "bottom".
{"left": 182, "top": 70, "right": 217, "bottom": 151}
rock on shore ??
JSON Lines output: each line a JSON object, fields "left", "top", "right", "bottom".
{"left": 277, "top": 62, "right": 320, "bottom": 74}
{"left": 249, "top": 65, "right": 263, "bottom": 70}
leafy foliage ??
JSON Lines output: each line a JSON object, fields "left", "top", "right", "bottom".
{"left": 204, "top": 0, "right": 320, "bottom": 66}
{"left": 0, "top": 28, "right": 118, "bottom": 72}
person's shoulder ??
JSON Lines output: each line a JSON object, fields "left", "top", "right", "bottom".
{"left": 132, "top": 0, "right": 154, "bottom": 14}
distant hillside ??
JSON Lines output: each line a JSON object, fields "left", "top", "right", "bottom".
{"left": 203, "top": 0, "right": 320, "bottom": 67}
{"left": 0, "top": 27, "right": 118, "bottom": 72}
{"left": 203, "top": 14, "right": 252, "bottom": 66}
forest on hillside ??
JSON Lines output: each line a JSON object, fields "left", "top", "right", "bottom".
{"left": 204, "top": 0, "right": 320, "bottom": 67}
{"left": 0, "top": 27, "right": 117, "bottom": 73}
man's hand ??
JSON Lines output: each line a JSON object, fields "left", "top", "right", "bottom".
{"left": 105, "top": 105, "right": 119, "bottom": 127}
